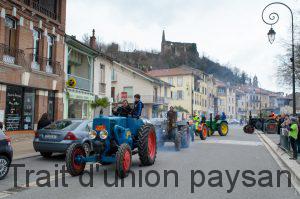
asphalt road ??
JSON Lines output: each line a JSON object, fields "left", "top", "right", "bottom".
{"left": 1, "top": 125, "right": 299, "bottom": 199}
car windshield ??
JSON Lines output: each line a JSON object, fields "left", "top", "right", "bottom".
{"left": 44, "top": 120, "right": 81, "bottom": 131}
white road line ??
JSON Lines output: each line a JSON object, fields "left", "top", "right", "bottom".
{"left": 200, "top": 139, "right": 263, "bottom": 146}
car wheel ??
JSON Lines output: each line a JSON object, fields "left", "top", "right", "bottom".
{"left": 0, "top": 156, "right": 10, "bottom": 180}
{"left": 40, "top": 152, "right": 52, "bottom": 158}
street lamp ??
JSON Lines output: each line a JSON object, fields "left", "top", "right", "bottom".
{"left": 262, "top": 2, "right": 296, "bottom": 115}
{"left": 267, "top": 28, "right": 276, "bottom": 44}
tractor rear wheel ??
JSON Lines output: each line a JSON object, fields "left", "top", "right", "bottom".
{"left": 66, "top": 143, "right": 86, "bottom": 176}
{"left": 200, "top": 125, "right": 208, "bottom": 140}
{"left": 175, "top": 131, "right": 182, "bottom": 151}
{"left": 138, "top": 124, "right": 157, "bottom": 166}
{"left": 243, "top": 124, "right": 255, "bottom": 134}
{"left": 218, "top": 122, "right": 229, "bottom": 136}
{"left": 116, "top": 144, "right": 132, "bottom": 178}
{"left": 181, "top": 126, "right": 190, "bottom": 148}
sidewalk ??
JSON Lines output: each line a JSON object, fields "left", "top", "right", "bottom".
{"left": 257, "top": 132, "right": 300, "bottom": 193}
{"left": 6, "top": 132, "right": 39, "bottom": 160}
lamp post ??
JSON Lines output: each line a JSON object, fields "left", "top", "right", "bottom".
{"left": 262, "top": 2, "right": 296, "bottom": 115}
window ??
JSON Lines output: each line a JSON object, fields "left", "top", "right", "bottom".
{"left": 4, "top": 17, "right": 17, "bottom": 63}
{"left": 100, "top": 64, "right": 105, "bottom": 83}
{"left": 5, "top": 17, "right": 16, "bottom": 49}
{"left": 111, "top": 68, "right": 117, "bottom": 81}
{"left": 123, "top": 87, "right": 133, "bottom": 98}
{"left": 177, "top": 90, "right": 183, "bottom": 100}
{"left": 168, "top": 77, "right": 173, "bottom": 85}
{"left": 218, "top": 88, "right": 225, "bottom": 94}
{"left": 46, "top": 35, "right": 54, "bottom": 73}
{"left": 164, "top": 86, "right": 167, "bottom": 98}
{"left": 177, "top": 76, "right": 183, "bottom": 87}
{"left": 32, "top": 29, "right": 41, "bottom": 70}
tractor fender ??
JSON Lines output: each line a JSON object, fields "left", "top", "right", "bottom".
{"left": 81, "top": 138, "right": 94, "bottom": 152}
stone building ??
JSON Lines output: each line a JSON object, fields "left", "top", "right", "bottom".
{"left": 0, "top": 0, "right": 66, "bottom": 131}
{"left": 161, "top": 30, "right": 199, "bottom": 58}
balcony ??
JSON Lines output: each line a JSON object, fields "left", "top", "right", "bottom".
{"left": 30, "top": 54, "right": 61, "bottom": 75}
{"left": 0, "top": 43, "right": 26, "bottom": 67}
{"left": 19, "top": 0, "right": 58, "bottom": 20}
{"left": 67, "top": 74, "right": 92, "bottom": 92}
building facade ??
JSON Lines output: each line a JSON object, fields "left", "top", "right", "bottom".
{"left": 111, "top": 62, "right": 171, "bottom": 119}
{"left": 0, "top": 0, "right": 66, "bottom": 131}
{"left": 63, "top": 35, "right": 98, "bottom": 119}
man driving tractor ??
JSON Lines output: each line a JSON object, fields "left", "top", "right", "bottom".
{"left": 167, "top": 106, "right": 177, "bottom": 132}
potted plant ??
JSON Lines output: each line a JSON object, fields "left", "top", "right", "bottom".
{"left": 91, "top": 97, "right": 110, "bottom": 116}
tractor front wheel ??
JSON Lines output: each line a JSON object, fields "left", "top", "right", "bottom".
{"left": 200, "top": 125, "right": 208, "bottom": 140}
{"left": 218, "top": 122, "right": 229, "bottom": 136}
{"left": 66, "top": 143, "right": 86, "bottom": 176}
{"left": 116, "top": 144, "right": 132, "bottom": 178}
{"left": 138, "top": 124, "right": 157, "bottom": 166}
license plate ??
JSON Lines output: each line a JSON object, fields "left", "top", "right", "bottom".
{"left": 44, "top": 134, "right": 57, "bottom": 139}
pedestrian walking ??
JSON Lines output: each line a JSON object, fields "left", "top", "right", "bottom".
{"left": 37, "top": 113, "right": 52, "bottom": 130}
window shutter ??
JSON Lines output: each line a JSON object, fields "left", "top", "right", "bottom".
{"left": 4, "top": 27, "right": 10, "bottom": 46}
{"left": 10, "top": 29, "right": 17, "bottom": 49}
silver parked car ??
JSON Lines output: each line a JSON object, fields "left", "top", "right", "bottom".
{"left": 33, "top": 119, "right": 93, "bottom": 158}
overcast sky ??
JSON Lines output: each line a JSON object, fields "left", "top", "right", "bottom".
{"left": 66, "top": 0, "right": 300, "bottom": 93}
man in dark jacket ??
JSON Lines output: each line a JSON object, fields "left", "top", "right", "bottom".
{"left": 167, "top": 106, "right": 177, "bottom": 130}
{"left": 132, "top": 94, "right": 143, "bottom": 119}
{"left": 37, "top": 113, "right": 52, "bottom": 130}
{"left": 114, "top": 100, "right": 132, "bottom": 117}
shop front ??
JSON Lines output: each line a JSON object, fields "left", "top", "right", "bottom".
{"left": 65, "top": 88, "right": 95, "bottom": 119}
{"left": 3, "top": 85, "right": 55, "bottom": 131}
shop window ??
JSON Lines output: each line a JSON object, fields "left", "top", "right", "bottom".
{"left": 5, "top": 86, "right": 23, "bottom": 131}
{"left": 23, "top": 88, "right": 35, "bottom": 130}
{"left": 48, "top": 91, "right": 55, "bottom": 121}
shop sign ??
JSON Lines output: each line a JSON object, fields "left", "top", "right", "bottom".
{"left": 68, "top": 91, "right": 94, "bottom": 101}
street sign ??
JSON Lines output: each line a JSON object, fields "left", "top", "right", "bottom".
{"left": 121, "top": 92, "right": 127, "bottom": 99}
{"left": 66, "top": 78, "right": 77, "bottom": 88}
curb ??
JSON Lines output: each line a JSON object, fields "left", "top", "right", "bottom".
{"left": 13, "top": 153, "right": 40, "bottom": 161}
{"left": 257, "top": 132, "right": 300, "bottom": 193}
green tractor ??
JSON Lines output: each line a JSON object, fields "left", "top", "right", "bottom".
{"left": 206, "top": 114, "right": 229, "bottom": 137}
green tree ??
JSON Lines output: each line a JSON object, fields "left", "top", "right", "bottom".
{"left": 91, "top": 97, "right": 110, "bottom": 115}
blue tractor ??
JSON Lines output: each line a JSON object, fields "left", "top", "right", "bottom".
{"left": 155, "top": 119, "right": 191, "bottom": 151}
{"left": 65, "top": 116, "right": 157, "bottom": 178}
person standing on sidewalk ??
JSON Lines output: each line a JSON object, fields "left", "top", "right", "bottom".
{"left": 288, "top": 117, "right": 298, "bottom": 160}
{"left": 37, "top": 113, "right": 52, "bottom": 130}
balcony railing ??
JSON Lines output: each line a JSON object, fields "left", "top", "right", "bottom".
{"left": 68, "top": 74, "right": 92, "bottom": 92}
{"left": 20, "top": 0, "right": 58, "bottom": 20}
{"left": 0, "top": 43, "right": 26, "bottom": 67}
{"left": 30, "top": 54, "right": 61, "bottom": 75}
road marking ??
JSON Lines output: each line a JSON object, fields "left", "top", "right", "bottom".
{"left": 200, "top": 139, "right": 263, "bottom": 146}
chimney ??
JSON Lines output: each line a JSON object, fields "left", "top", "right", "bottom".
{"left": 90, "top": 29, "right": 97, "bottom": 50}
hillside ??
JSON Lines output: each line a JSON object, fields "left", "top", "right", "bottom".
{"left": 108, "top": 50, "right": 249, "bottom": 85}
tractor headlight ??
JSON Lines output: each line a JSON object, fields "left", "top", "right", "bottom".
{"left": 99, "top": 130, "right": 108, "bottom": 140}
{"left": 89, "top": 130, "right": 97, "bottom": 139}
